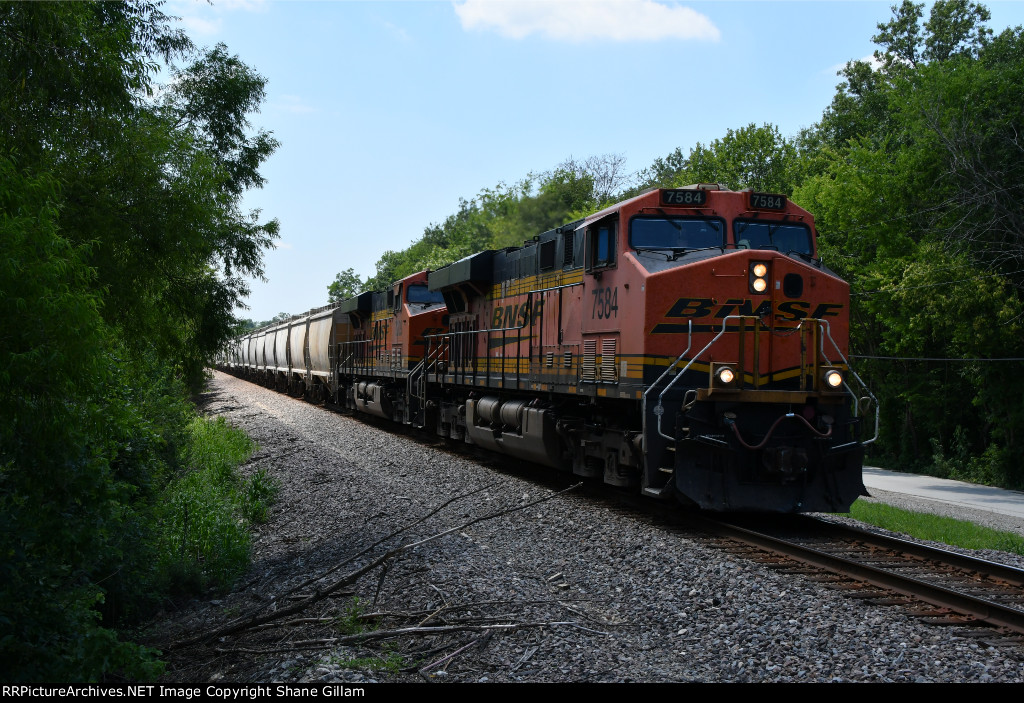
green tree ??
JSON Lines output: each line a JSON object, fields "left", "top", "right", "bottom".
{"left": 795, "top": 0, "right": 1024, "bottom": 486}
{"left": 233, "top": 317, "right": 257, "bottom": 334}
{"left": 0, "top": 1, "right": 281, "bottom": 679}
{"left": 359, "top": 157, "right": 617, "bottom": 290}
{"left": 685, "top": 123, "right": 798, "bottom": 194}
{"left": 328, "top": 267, "right": 366, "bottom": 302}
{"left": 0, "top": 159, "right": 162, "bottom": 680}
{"left": 1, "top": 2, "right": 278, "bottom": 387}
{"left": 258, "top": 312, "right": 293, "bottom": 327}
{"left": 873, "top": 0, "right": 991, "bottom": 69}
{"left": 636, "top": 124, "right": 798, "bottom": 195}
{"left": 634, "top": 146, "right": 688, "bottom": 191}
{"left": 364, "top": 249, "right": 410, "bottom": 291}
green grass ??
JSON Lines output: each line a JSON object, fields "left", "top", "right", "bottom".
{"left": 331, "top": 652, "right": 405, "bottom": 674}
{"left": 328, "top": 600, "right": 406, "bottom": 674}
{"left": 242, "top": 467, "right": 280, "bottom": 524}
{"left": 158, "top": 416, "right": 278, "bottom": 591}
{"left": 334, "top": 597, "right": 370, "bottom": 635}
{"left": 839, "top": 499, "right": 1024, "bottom": 556}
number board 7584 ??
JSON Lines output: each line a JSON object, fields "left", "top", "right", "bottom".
{"left": 592, "top": 287, "right": 619, "bottom": 320}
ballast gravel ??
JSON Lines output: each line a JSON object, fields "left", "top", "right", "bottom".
{"left": 147, "top": 371, "right": 1024, "bottom": 683}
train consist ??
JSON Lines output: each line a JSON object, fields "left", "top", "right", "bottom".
{"left": 222, "top": 185, "right": 876, "bottom": 512}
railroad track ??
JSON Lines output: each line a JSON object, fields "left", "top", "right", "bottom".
{"left": 307, "top": 403, "right": 1024, "bottom": 643}
{"left": 691, "top": 514, "right": 1024, "bottom": 640}
{"left": 236, "top": 376, "right": 1024, "bottom": 644}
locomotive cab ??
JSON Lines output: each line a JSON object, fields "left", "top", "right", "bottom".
{"left": 630, "top": 186, "right": 875, "bottom": 511}
{"left": 339, "top": 271, "right": 448, "bottom": 426}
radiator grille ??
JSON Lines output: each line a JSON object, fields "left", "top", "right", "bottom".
{"left": 582, "top": 340, "right": 597, "bottom": 381}
{"left": 601, "top": 338, "right": 617, "bottom": 381}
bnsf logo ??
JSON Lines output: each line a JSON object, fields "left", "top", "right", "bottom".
{"left": 666, "top": 297, "right": 843, "bottom": 321}
{"left": 492, "top": 299, "right": 545, "bottom": 328}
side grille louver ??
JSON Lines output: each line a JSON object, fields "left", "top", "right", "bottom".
{"left": 601, "top": 337, "right": 617, "bottom": 381}
{"left": 582, "top": 338, "right": 617, "bottom": 382}
{"left": 582, "top": 339, "right": 597, "bottom": 381}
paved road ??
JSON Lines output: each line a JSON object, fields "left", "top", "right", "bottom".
{"left": 856, "top": 466, "right": 1024, "bottom": 540}
{"left": 863, "top": 467, "right": 1024, "bottom": 519}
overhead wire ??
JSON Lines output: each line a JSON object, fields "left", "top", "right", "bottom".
{"left": 850, "top": 355, "right": 1024, "bottom": 362}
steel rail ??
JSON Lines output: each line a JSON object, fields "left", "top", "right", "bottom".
{"left": 691, "top": 515, "right": 1024, "bottom": 635}
{"left": 803, "top": 516, "right": 1024, "bottom": 588}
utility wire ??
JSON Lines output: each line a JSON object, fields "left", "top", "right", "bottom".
{"left": 851, "top": 355, "right": 1024, "bottom": 362}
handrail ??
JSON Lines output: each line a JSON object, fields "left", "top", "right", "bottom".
{"left": 422, "top": 281, "right": 585, "bottom": 342}
{"left": 337, "top": 337, "right": 396, "bottom": 378}
{"left": 422, "top": 280, "right": 585, "bottom": 386}
{"left": 815, "top": 319, "right": 880, "bottom": 445}
{"left": 408, "top": 336, "right": 450, "bottom": 406}
{"left": 648, "top": 316, "right": 878, "bottom": 445}
{"left": 641, "top": 320, "right": 693, "bottom": 443}
{"left": 406, "top": 357, "right": 425, "bottom": 406}
{"left": 652, "top": 316, "right": 744, "bottom": 441}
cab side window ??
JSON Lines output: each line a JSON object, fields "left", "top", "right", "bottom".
{"left": 586, "top": 220, "right": 616, "bottom": 271}
{"left": 392, "top": 284, "right": 403, "bottom": 314}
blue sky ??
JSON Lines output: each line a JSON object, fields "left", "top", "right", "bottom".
{"left": 165, "top": 0, "right": 1024, "bottom": 323}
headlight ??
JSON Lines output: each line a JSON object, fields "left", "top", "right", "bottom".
{"left": 823, "top": 368, "right": 844, "bottom": 390}
{"left": 749, "top": 261, "right": 769, "bottom": 294}
{"left": 712, "top": 364, "right": 738, "bottom": 389}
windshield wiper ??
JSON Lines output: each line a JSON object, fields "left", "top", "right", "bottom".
{"left": 634, "top": 245, "right": 723, "bottom": 261}
{"left": 786, "top": 249, "right": 818, "bottom": 264}
{"left": 633, "top": 246, "right": 676, "bottom": 261}
{"left": 669, "top": 245, "right": 724, "bottom": 261}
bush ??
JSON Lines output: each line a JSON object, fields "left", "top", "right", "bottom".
{"left": 157, "top": 416, "right": 270, "bottom": 592}
{"left": 0, "top": 160, "right": 164, "bottom": 680}
{"left": 932, "top": 429, "right": 1019, "bottom": 489}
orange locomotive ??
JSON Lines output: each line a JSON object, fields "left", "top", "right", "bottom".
{"left": 225, "top": 185, "right": 875, "bottom": 513}
{"left": 415, "top": 184, "right": 875, "bottom": 512}
{"left": 336, "top": 270, "right": 447, "bottom": 424}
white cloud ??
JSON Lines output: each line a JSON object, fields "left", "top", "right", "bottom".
{"left": 180, "top": 15, "right": 221, "bottom": 36}
{"left": 275, "top": 95, "right": 316, "bottom": 114}
{"left": 453, "top": 0, "right": 720, "bottom": 43}
{"left": 168, "top": 0, "right": 268, "bottom": 37}
{"left": 384, "top": 22, "right": 412, "bottom": 42}
{"left": 824, "top": 54, "right": 884, "bottom": 76}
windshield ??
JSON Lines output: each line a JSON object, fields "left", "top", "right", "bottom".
{"left": 733, "top": 220, "right": 813, "bottom": 255}
{"left": 630, "top": 217, "right": 725, "bottom": 251}
{"left": 407, "top": 284, "right": 444, "bottom": 305}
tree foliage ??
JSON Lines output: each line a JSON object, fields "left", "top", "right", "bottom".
{"left": 0, "top": 1, "right": 278, "bottom": 680}
{"left": 354, "top": 156, "right": 624, "bottom": 292}
{"left": 795, "top": 0, "right": 1024, "bottom": 486}
{"left": 1, "top": 2, "right": 278, "bottom": 385}
{"left": 633, "top": 124, "right": 797, "bottom": 195}
{"left": 328, "top": 267, "right": 366, "bottom": 302}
